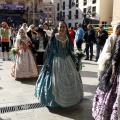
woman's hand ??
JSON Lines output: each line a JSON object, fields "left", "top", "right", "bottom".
{"left": 46, "top": 64, "right": 50, "bottom": 71}
{"left": 110, "top": 65, "right": 116, "bottom": 84}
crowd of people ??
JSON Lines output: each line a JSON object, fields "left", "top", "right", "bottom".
{"left": 0, "top": 20, "right": 120, "bottom": 119}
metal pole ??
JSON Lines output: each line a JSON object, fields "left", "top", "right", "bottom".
{"left": 33, "top": 0, "right": 35, "bottom": 24}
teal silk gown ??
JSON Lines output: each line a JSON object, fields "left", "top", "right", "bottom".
{"left": 34, "top": 35, "right": 83, "bottom": 107}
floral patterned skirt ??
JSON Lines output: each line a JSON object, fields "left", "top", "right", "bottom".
{"left": 92, "top": 70, "right": 120, "bottom": 120}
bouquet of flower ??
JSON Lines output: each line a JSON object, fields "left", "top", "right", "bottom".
{"left": 75, "top": 50, "right": 85, "bottom": 60}
{"left": 10, "top": 48, "right": 18, "bottom": 61}
{"left": 74, "top": 50, "right": 85, "bottom": 71}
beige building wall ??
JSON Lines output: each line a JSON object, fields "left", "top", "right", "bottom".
{"left": 99, "top": 0, "right": 113, "bottom": 24}
{"left": 112, "top": 0, "right": 120, "bottom": 25}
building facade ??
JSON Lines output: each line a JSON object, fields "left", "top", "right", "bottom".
{"left": 52, "top": 0, "right": 113, "bottom": 27}
{"left": 0, "top": 0, "right": 55, "bottom": 27}
{"left": 40, "top": 0, "right": 55, "bottom": 26}
{"left": 112, "top": 0, "right": 120, "bottom": 25}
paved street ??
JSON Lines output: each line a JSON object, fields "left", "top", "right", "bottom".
{"left": 0, "top": 45, "right": 98, "bottom": 120}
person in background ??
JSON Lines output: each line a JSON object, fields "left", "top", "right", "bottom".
{"left": 84, "top": 24, "right": 96, "bottom": 61}
{"left": 95, "top": 25, "right": 108, "bottom": 62}
{"left": 27, "top": 24, "right": 37, "bottom": 42}
{"left": 39, "top": 24, "right": 43, "bottom": 29}
{"left": 21, "top": 23, "right": 28, "bottom": 33}
{"left": 11, "top": 28, "right": 38, "bottom": 79}
{"left": 43, "top": 22, "right": 53, "bottom": 39}
{"left": 69, "top": 27, "right": 75, "bottom": 51}
{"left": 33, "top": 27, "right": 46, "bottom": 65}
{"left": 0, "top": 22, "right": 11, "bottom": 61}
{"left": 75, "top": 23, "right": 84, "bottom": 50}
{"left": 10, "top": 28, "right": 17, "bottom": 47}
{"left": 34, "top": 20, "right": 83, "bottom": 107}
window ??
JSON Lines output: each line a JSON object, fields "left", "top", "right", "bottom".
{"left": 49, "top": 15, "right": 52, "bottom": 17}
{"left": 69, "top": 0, "right": 72, "bottom": 9}
{"left": 68, "top": 23, "right": 71, "bottom": 28}
{"left": 75, "top": 23, "right": 78, "bottom": 27}
{"left": 76, "top": 0, "right": 79, "bottom": 7}
{"left": 49, "top": 8, "right": 51, "bottom": 11}
{"left": 63, "top": 2, "right": 65, "bottom": 10}
{"left": 57, "top": 13, "right": 59, "bottom": 20}
{"left": 83, "top": 8, "right": 86, "bottom": 13}
{"left": 92, "top": 6, "right": 96, "bottom": 17}
{"left": 45, "top": 8, "right": 47, "bottom": 11}
{"left": 68, "top": 11, "right": 71, "bottom": 19}
{"left": 60, "top": 11, "right": 62, "bottom": 18}
{"left": 83, "top": 0, "right": 87, "bottom": 6}
{"left": 57, "top": 3, "right": 59, "bottom": 11}
{"left": 75, "top": 9, "right": 79, "bottom": 19}
{"left": 92, "top": 6, "right": 96, "bottom": 12}
{"left": 63, "top": 12, "right": 65, "bottom": 18}
{"left": 92, "top": 0, "right": 96, "bottom": 4}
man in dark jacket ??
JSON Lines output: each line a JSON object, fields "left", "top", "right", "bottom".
{"left": 33, "top": 27, "right": 47, "bottom": 65}
{"left": 95, "top": 25, "right": 108, "bottom": 62}
{"left": 84, "top": 24, "right": 96, "bottom": 60}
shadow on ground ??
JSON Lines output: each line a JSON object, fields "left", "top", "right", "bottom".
{"left": 0, "top": 87, "right": 3, "bottom": 90}
{"left": 16, "top": 78, "right": 37, "bottom": 85}
{"left": 82, "top": 62, "right": 97, "bottom": 66}
{"left": 81, "top": 71, "right": 97, "bottom": 78}
{"left": 47, "top": 99, "right": 94, "bottom": 120}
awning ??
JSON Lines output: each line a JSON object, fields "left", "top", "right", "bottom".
{"left": 1, "top": 4, "right": 23, "bottom": 9}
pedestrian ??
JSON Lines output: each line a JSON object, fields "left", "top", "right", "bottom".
{"left": 98, "top": 24, "right": 120, "bottom": 80}
{"left": 84, "top": 24, "right": 96, "bottom": 61}
{"left": 34, "top": 20, "right": 83, "bottom": 107}
{"left": 69, "top": 27, "right": 75, "bottom": 51}
{"left": 27, "top": 24, "right": 37, "bottom": 42}
{"left": 33, "top": 27, "right": 46, "bottom": 65}
{"left": 0, "top": 22, "right": 11, "bottom": 61}
{"left": 21, "top": 23, "right": 28, "bottom": 33}
{"left": 43, "top": 22, "right": 53, "bottom": 39}
{"left": 95, "top": 25, "right": 108, "bottom": 62}
{"left": 75, "top": 23, "right": 84, "bottom": 50}
{"left": 11, "top": 28, "right": 38, "bottom": 79}
{"left": 92, "top": 37, "right": 120, "bottom": 120}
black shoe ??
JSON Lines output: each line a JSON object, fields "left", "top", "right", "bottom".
{"left": 8, "top": 58, "right": 11, "bottom": 61}
{"left": 2, "top": 58, "right": 5, "bottom": 61}
{"left": 84, "top": 58, "right": 89, "bottom": 60}
{"left": 90, "top": 58, "right": 92, "bottom": 61}
{"left": 95, "top": 59, "right": 98, "bottom": 62}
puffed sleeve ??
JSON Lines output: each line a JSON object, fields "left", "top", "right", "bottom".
{"left": 98, "top": 34, "right": 117, "bottom": 71}
{"left": 112, "top": 39, "right": 120, "bottom": 65}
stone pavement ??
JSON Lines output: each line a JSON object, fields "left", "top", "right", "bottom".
{"left": 0, "top": 45, "right": 98, "bottom": 120}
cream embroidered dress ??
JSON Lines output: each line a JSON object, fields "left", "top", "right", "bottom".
{"left": 11, "top": 38, "right": 38, "bottom": 78}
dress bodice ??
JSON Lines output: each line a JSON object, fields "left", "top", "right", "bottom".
{"left": 54, "top": 38, "right": 68, "bottom": 58}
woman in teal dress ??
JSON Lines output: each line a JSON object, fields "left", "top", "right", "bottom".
{"left": 34, "top": 20, "right": 83, "bottom": 107}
